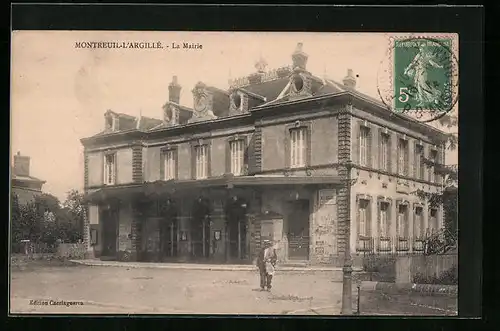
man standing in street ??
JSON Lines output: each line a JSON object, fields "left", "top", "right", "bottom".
{"left": 256, "top": 240, "right": 277, "bottom": 291}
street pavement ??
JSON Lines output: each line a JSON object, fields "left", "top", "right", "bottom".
{"left": 10, "top": 265, "right": 344, "bottom": 315}
{"left": 10, "top": 263, "right": 457, "bottom": 316}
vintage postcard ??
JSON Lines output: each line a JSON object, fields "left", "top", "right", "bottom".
{"left": 10, "top": 31, "right": 458, "bottom": 315}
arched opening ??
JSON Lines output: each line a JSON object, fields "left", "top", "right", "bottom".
{"left": 225, "top": 196, "right": 249, "bottom": 261}
{"left": 158, "top": 199, "right": 178, "bottom": 260}
{"left": 293, "top": 75, "right": 304, "bottom": 92}
{"left": 232, "top": 93, "right": 242, "bottom": 109}
{"left": 191, "top": 197, "right": 211, "bottom": 259}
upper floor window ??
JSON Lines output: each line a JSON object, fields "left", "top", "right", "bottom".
{"left": 161, "top": 149, "right": 177, "bottom": 180}
{"left": 104, "top": 153, "right": 116, "bottom": 185}
{"left": 230, "top": 140, "right": 245, "bottom": 176}
{"left": 415, "top": 144, "right": 425, "bottom": 180}
{"left": 429, "top": 149, "right": 438, "bottom": 182}
{"left": 379, "top": 133, "right": 390, "bottom": 172}
{"left": 195, "top": 145, "right": 208, "bottom": 179}
{"left": 359, "top": 126, "right": 370, "bottom": 167}
{"left": 397, "top": 138, "right": 409, "bottom": 176}
{"left": 290, "top": 127, "right": 307, "bottom": 168}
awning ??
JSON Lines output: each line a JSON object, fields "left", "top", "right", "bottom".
{"left": 84, "top": 175, "right": 343, "bottom": 203}
{"left": 83, "top": 184, "right": 145, "bottom": 203}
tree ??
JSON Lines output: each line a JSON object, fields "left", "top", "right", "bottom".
{"left": 413, "top": 112, "right": 458, "bottom": 254}
{"left": 62, "top": 189, "right": 85, "bottom": 237}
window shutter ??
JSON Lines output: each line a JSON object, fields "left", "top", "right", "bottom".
{"left": 377, "top": 201, "right": 381, "bottom": 237}
{"left": 404, "top": 142, "right": 409, "bottom": 176}
{"left": 367, "top": 200, "right": 372, "bottom": 236}
{"left": 113, "top": 153, "right": 118, "bottom": 184}
{"left": 352, "top": 122, "right": 360, "bottom": 164}
{"left": 191, "top": 144, "right": 196, "bottom": 179}
{"left": 387, "top": 201, "right": 392, "bottom": 237}
{"left": 413, "top": 142, "right": 417, "bottom": 178}
{"left": 243, "top": 138, "right": 249, "bottom": 174}
{"left": 285, "top": 129, "right": 291, "bottom": 168}
{"left": 367, "top": 126, "right": 373, "bottom": 168}
{"left": 388, "top": 134, "right": 394, "bottom": 173}
{"left": 356, "top": 201, "right": 361, "bottom": 237}
{"left": 207, "top": 144, "right": 212, "bottom": 177}
{"left": 306, "top": 126, "right": 312, "bottom": 167}
{"left": 225, "top": 140, "right": 231, "bottom": 174}
{"left": 170, "top": 149, "right": 176, "bottom": 179}
{"left": 160, "top": 151, "right": 165, "bottom": 180}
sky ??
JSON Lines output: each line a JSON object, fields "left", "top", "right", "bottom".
{"left": 11, "top": 31, "right": 458, "bottom": 201}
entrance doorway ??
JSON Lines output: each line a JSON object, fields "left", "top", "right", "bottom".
{"left": 191, "top": 199, "right": 211, "bottom": 259}
{"left": 160, "top": 212, "right": 178, "bottom": 260}
{"left": 226, "top": 197, "right": 248, "bottom": 260}
{"left": 286, "top": 199, "right": 310, "bottom": 260}
{"left": 101, "top": 207, "right": 118, "bottom": 257}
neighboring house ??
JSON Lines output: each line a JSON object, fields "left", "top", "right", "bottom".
{"left": 81, "top": 43, "right": 447, "bottom": 264}
{"left": 11, "top": 152, "right": 46, "bottom": 205}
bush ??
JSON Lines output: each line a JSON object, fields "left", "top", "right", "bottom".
{"left": 413, "top": 265, "right": 458, "bottom": 285}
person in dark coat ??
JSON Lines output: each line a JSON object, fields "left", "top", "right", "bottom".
{"left": 256, "top": 240, "right": 277, "bottom": 291}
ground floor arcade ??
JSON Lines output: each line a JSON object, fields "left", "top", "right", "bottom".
{"left": 83, "top": 176, "right": 343, "bottom": 265}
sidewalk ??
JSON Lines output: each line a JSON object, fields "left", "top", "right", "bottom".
{"left": 70, "top": 259, "right": 363, "bottom": 272}
{"left": 360, "top": 281, "right": 458, "bottom": 295}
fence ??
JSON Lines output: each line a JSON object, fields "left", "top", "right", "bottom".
{"left": 396, "top": 254, "right": 458, "bottom": 284}
{"left": 11, "top": 241, "right": 58, "bottom": 255}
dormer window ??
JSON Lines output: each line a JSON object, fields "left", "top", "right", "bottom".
{"left": 233, "top": 94, "right": 241, "bottom": 109}
{"left": 293, "top": 75, "right": 304, "bottom": 92}
{"left": 105, "top": 116, "right": 114, "bottom": 130}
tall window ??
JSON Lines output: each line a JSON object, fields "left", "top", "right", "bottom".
{"left": 195, "top": 145, "right": 208, "bottom": 179}
{"left": 414, "top": 207, "right": 424, "bottom": 238}
{"left": 397, "top": 139, "right": 409, "bottom": 176}
{"left": 290, "top": 128, "right": 307, "bottom": 168}
{"left": 379, "top": 202, "right": 390, "bottom": 238}
{"left": 104, "top": 153, "right": 116, "bottom": 185}
{"left": 358, "top": 199, "right": 370, "bottom": 237}
{"left": 429, "top": 208, "right": 438, "bottom": 233}
{"left": 380, "top": 133, "right": 390, "bottom": 171}
{"left": 230, "top": 140, "right": 245, "bottom": 175}
{"left": 415, "top": 144, "right": 425, "bottom": 180}
{"left": 397, "top": 204, "right": 408, "bottom": 238}
{"left": 162, "top": 150, "right": 176, "bottom": 180}
{"left": 429, "top": 150, "right": 438, "bottom": 182}
{"left": 359, "top": 126, "right": 370, "bottom": 166}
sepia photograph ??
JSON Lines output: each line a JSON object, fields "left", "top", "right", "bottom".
{"left": 10, "top": 31, "right": 459, "bottom": 316}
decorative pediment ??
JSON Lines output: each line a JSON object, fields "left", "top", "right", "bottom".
{"left": 288, "top": 68, "right": 312, "bottom": 100}
{"left": 189, "top": 82, "right": 216, "bottom": 123}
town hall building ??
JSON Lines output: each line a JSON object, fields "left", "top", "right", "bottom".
{"left": 81, "top": 43, "right": 446, "bottom": 265}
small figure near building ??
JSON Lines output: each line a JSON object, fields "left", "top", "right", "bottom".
{"left": 256, "top": 240, "right": 277, "bottom": 291}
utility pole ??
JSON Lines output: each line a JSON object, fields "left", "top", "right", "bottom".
{"left": 341, "top": 159, "right": 354, "bottom": 315}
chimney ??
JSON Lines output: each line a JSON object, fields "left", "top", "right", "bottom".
{"left": 342, "top": 69, "right": 357, "bottom": 89}
{"left": 292, "top": 42, "right": 308, "bottom": 70}
{"left": 168, "top": 75, "right": 181, "bottom": 104}
{"left": 14, "top": 152, "right": 30, "bottom": 176}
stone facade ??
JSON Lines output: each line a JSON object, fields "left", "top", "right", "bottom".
{"left": 81, "top": 43, "right": 447, "bottom": 265}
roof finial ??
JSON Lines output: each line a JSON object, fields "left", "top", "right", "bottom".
{"left": 255, "top": 54, "right": 268, "bottom": 73}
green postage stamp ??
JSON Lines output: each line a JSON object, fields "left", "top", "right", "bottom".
{"left": 377, "top": 34, "right": 459, "bottom": 123}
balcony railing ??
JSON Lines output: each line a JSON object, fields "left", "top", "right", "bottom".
{"left": 356, "top": 236, "right": 433, "bottom": 254}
